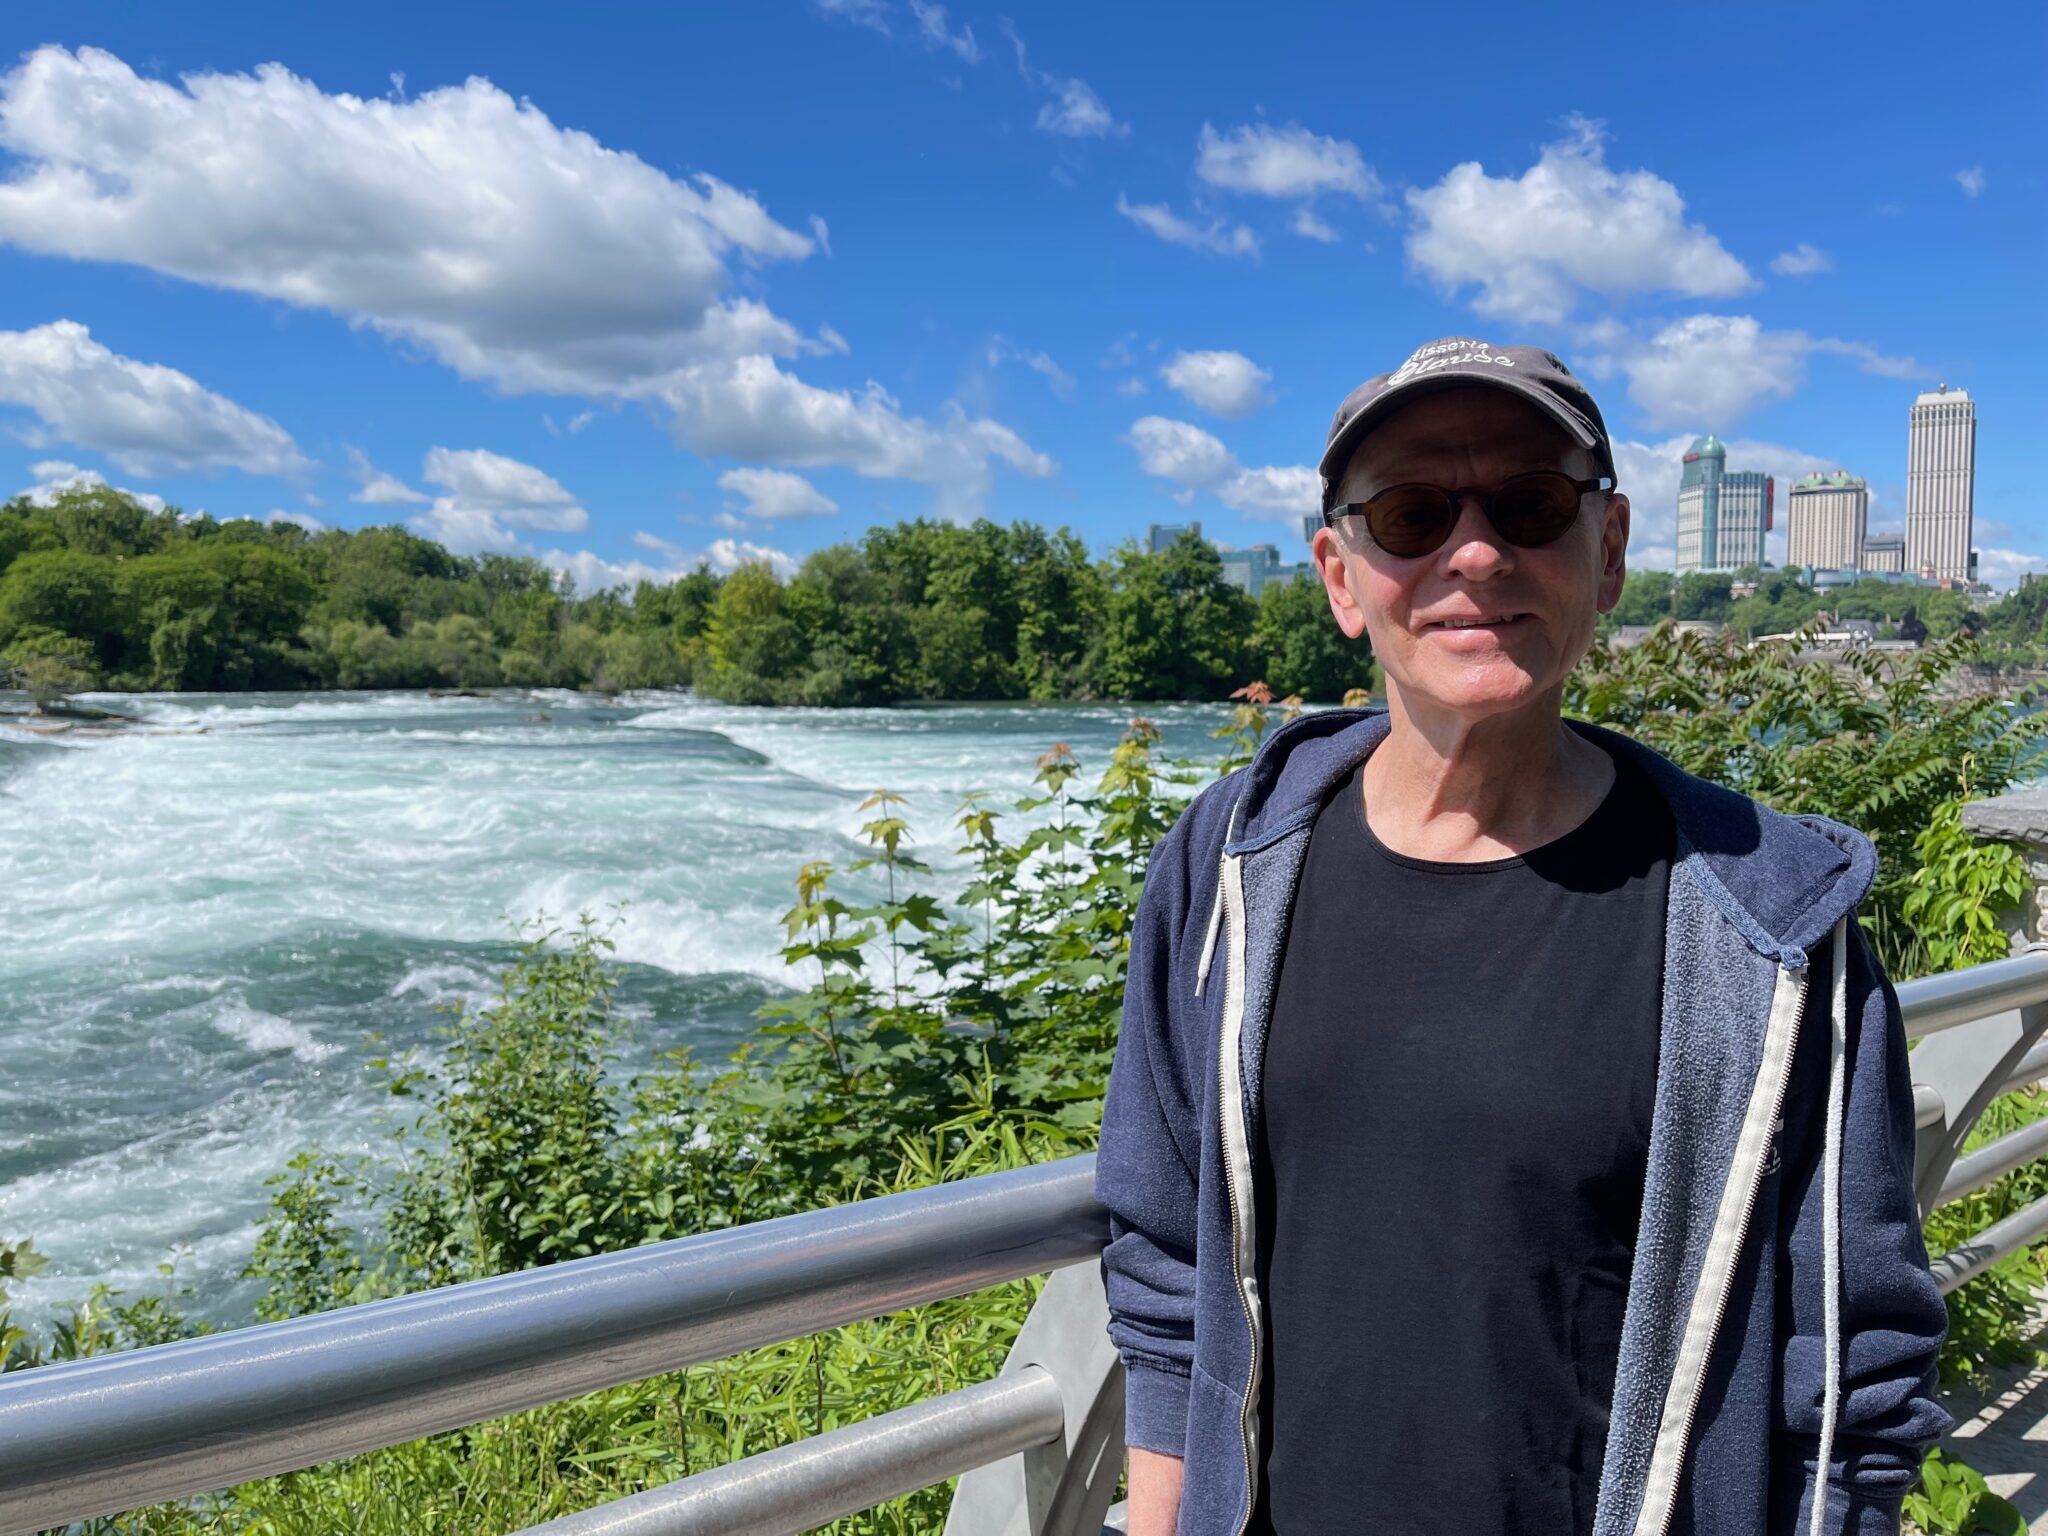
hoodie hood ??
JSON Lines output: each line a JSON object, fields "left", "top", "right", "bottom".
{"left": 1224, "top": 706, "right": 1876, "bottom": 967}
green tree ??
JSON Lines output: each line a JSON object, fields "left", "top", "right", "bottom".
{"left": 1090, "top": 533, "right": 1255, "bottom": 700}
{"left": 1252, "top": 575, "right": 1373, "bottom": 701}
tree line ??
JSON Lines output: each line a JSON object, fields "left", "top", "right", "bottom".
{"left": 0, "top": 486, "right": 1372, "bottom": 704}
{"left": 1602, "top": 566, "right": 1994, "bottom": 645}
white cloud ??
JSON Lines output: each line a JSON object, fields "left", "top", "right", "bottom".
{"left": 542, "top": 535, "right": 797, "bottom": 595}
{"left": 1125, "top": 416, "right": 1318, "bottom": 520}
{"left": 1973, "top": 548, "right": 2048, "bottom": 588}
{"left": 1115, "top": 377, "right": 1148, "bottom": 398}
{"left": 1608, "top": 433, "right": 1838, "bottom": 571}
{"left": 1159, "top": 350, "right": 1271, "bottom": 419}
{"left": 0, "top": 319, "right": 308, "bottom": 479}
{"left": 265, "top": 508, "right": 325, "bottom": 533}
{"left": 985, "top": 336, "right": 1076, "bottom": 399}
{"left": 717, "top": 466, "right": 840, "bottom": 520}
{"left": 1405, "top": 116, "right": 1752, "bottom": 325}
{"left": 907, "top": 1, "right": 980, "bottom": 62}
{"left": 346, "top": 446, "right": 428, "bottom": 505}
{"left": 656, "top": 355, "right": 1054, "bottom": 521}
{"left": 815, "top": 0, "right": 893, "bottom": 34}
{"left": 1116, "top": 194, "right": 1258, "bottom": 258}
{"left": 1290, "top": 208, "right": 1340, "bottom": 244}
{"left": 1956, "top": 165, "right": 1987, "bottom": 198}
{"left": 1769, "top": 242, "right": 1833, "bottom": 277}
{"left": 1000, "top": 21, "right": 1125, "bottom": 139}
{"left": 402, "top": 446, "right": 589, "bottom": 553}
{"left": 14, "top": 459, "right": 167, "bottom": 513}
{"left": 1195, "top": 122, "right": 1381, "bottom": 202}
{"left": 0, "top": 46, "right": 826, "bottom": 399}
{"left": 1590, "top": 314, "right": 1924, "bottom": 430}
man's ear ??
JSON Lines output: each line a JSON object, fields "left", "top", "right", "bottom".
{"left": 1595, "top": 493, "right": 1630, "bottom": 613}
{"left": 1313, "top": 525, "right": 1370, "bottom": 640}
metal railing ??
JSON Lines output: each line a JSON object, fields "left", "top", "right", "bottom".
{"left": 7, "top": 950, "right": 2048, "bottom": 1536}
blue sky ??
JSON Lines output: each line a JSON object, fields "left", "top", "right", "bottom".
{"left": 0, "top": 2, "right": 2039, "bottom": 588}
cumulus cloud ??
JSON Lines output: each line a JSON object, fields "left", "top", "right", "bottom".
{"left": 543, "top": 535, "right": 798, "bottom": 594}
{"left": 1608, "top": 433, "right": 1838, "bottom": 571}
{"left": 1769, "top": 242, "right": 1833, "bottom": 278}
{"left": 0, "top": 46, "right": 826, "bottom": 398}
{"left": 717, "top": 466, "right": 840, "bottom": 520}
{"left": 0, "top": 320, "right": 308, "bottom": 479}
{"left": 346, "top": 446, "right": 428, "bottom": 505}
{"left": 657, "top": 355, "right": 1054, "bottom": 521}
{"left": 1125, "top": 416, "right": 1318, "bottom": 520}
{"left": 1290, "top": 208, "right": 1340, "bottom": 244}
{"left": 907, "top": 0, "right": 980, "bottom": 62}
{"left": 1196, "top": 122, "right": 1381, "bottom": 202}
{"left": 1116, "top": 194, "right": 1258, "bottom": 258}
{"left": 1590, "top": 314, "right": 1924, "bottom": 430}
{"left": 1000, "top": 21, "right": 1125, "bottom": 139}
{"left": 1406, "top": 116, "right": 1752, "bottom": 324}
{"left": 14, "top": 459, "right": 167, "bottom": 513}
{"left": 1955, "top": 165, "right": 1987, "bottom": 198}
{"left": 1159, "top": 350, "right": 1272, "bottom": 419}
{"left": 1972, "top": 548, "right": 2048, "bottom": 588}
{"left": 0, "top": 47, "right": 1053, "bottom": 522}
{"left": 402, "top": 446, "right": 589, "bottom": 553}
{"left": 265, "top": 508, "right": 325, "bottom": 533}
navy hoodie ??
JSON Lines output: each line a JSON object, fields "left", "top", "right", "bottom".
{"left": 1097, "top": 709, "right": 1950, "bottom": 1535}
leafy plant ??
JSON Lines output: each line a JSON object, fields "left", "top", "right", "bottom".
{"left": 1903, "top": 1448, "right": 2026, "bottom": 1535}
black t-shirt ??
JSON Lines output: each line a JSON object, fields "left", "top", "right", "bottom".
{"left": 1249, "top": 744, "right": 1672, "bottom": 1536}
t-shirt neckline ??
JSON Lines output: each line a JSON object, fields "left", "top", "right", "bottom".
{"left": 1351, "top": 744, "right": 1631, "bottom": 875}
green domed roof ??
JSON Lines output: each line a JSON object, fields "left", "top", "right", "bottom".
{"left": 1686, "top": 434, "right": 1726, "bottom": 458}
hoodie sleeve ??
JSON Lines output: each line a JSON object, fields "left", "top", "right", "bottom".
{"left": 1770, "top": 919, "right": 1952, "bottom": 1534}
{"left": 1096, "top": 804, "right": 1209, "bottom": 1458}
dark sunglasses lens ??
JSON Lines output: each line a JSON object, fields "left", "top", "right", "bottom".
{"left": 1365, "top": 486, "right": 1454, "bottom": 557}
{"left": 1491, "top": 474, "right": 1582, "bottom": 547}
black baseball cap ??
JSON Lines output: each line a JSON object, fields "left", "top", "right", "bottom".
{"left": 1318, "top": 337, "right": 1618, "bottom": 515}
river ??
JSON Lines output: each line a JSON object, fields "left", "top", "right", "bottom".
{"left": 0, "top": 690, "right": 1234, "bottom": 1324}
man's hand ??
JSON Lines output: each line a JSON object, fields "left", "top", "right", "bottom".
{"left": 1126, "top": 1447, "right": 1185, "bottom": 1536}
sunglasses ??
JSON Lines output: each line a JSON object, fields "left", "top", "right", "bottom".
{"left": 1324, "top": 471, "right": 1615, "bottom": 559}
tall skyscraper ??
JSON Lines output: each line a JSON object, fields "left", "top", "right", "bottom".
{"left": 1675, "top": 435, "right": 1724, "bottom": 573}
{"left": 1676, "top": 436, "right": 1772, "bottom": 571}
{"left": 1718, "top": 471, "right": 1773, "bottom": 570}
{"left": 1906, "top": 385, "right": 1975, "bottom": 581}
{"left": 1787, "top": 471, "right": 1869, "bottom": 572}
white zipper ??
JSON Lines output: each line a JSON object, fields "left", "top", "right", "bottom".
{"left": 1631, "top": 961, "right": 1810, "bottom": 1536}
{"left": 1213, "top": 849, "right": 1264, "bottom": 1536}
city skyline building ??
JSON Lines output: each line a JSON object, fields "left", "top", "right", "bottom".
{"left": 1787, "top": 471, "right": 1869, "bottom": 573}
{"left": 1906, "top": 384, "right": 1976, "bottom": 581}
{"left": 1675, "top": 436, "right": 1772, "bottom": 572}
{"left": 1863, "top": 533, "right": 1906, "bottom": 573}
{"left": 1674, "top": 435, "right": 1724, "bottom": 574}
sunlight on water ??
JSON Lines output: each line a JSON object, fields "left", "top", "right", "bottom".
{"left": 0, "top": 689, "right": 1228, "bottom": 1319}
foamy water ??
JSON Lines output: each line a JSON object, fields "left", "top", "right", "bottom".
{"left": 0, "top": 689, "right": 1227, "bottom": 1321}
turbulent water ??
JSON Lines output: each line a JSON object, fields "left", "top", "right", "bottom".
{"left": 0, "top": 689, "right": 1232, "bottom": 1323}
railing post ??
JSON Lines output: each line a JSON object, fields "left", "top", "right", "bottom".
{"left": 944, "top": 1262, "right": 1125, "bottom": 1536}
{"left": 1911, "top": 1001, "right": 2048, "bottom": 1216}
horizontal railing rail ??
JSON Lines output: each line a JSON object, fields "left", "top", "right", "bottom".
{"left": 8, "top": 946, "right": 2048, "bottom": 1535}
{"left": 0, "top": 1158, "right": 1106, "bottom": 1535}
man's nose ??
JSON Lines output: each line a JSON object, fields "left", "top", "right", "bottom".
{"left": 1440, "top": 494, "right": 1514, "bottom": 578}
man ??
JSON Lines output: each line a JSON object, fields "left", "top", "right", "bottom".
{"left": 1096, "top": 337, "right": 1949, "bottom": 1535}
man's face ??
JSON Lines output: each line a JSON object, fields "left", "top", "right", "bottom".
{"left": 1311, "top": 387, "right": 1629, "bottom": 723}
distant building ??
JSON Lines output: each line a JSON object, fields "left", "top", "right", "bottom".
{"left": 1675, "top": 436, "right": 1724, "bottom": 574}
{"left": 1301, "top": 514, "right": 1320, "bottom": 546}
{"left": 1906, "top": 385, "right": 1975, "bottom": 582}
{"left": 1863, "top": 533, "right": 1906, "bottom": 573}
{"left": 1787, "top": 471, "right": 1868, "bottom": 573}
{"left": 1218, "top": 544, "right": 1314, "bottom": 599}
{"left": 1717, "top": 471, "right": 1773, "bottom": 571}
{"left": 1675, "top": 437, "right": 1772, "bottom": 572}
{"left": 1146, "top": 521, "right": 1201, "bottom": 554}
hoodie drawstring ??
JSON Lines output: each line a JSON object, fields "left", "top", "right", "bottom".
{"left": 1808, "top": 916, "right": 1850, "bottom": 1536}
